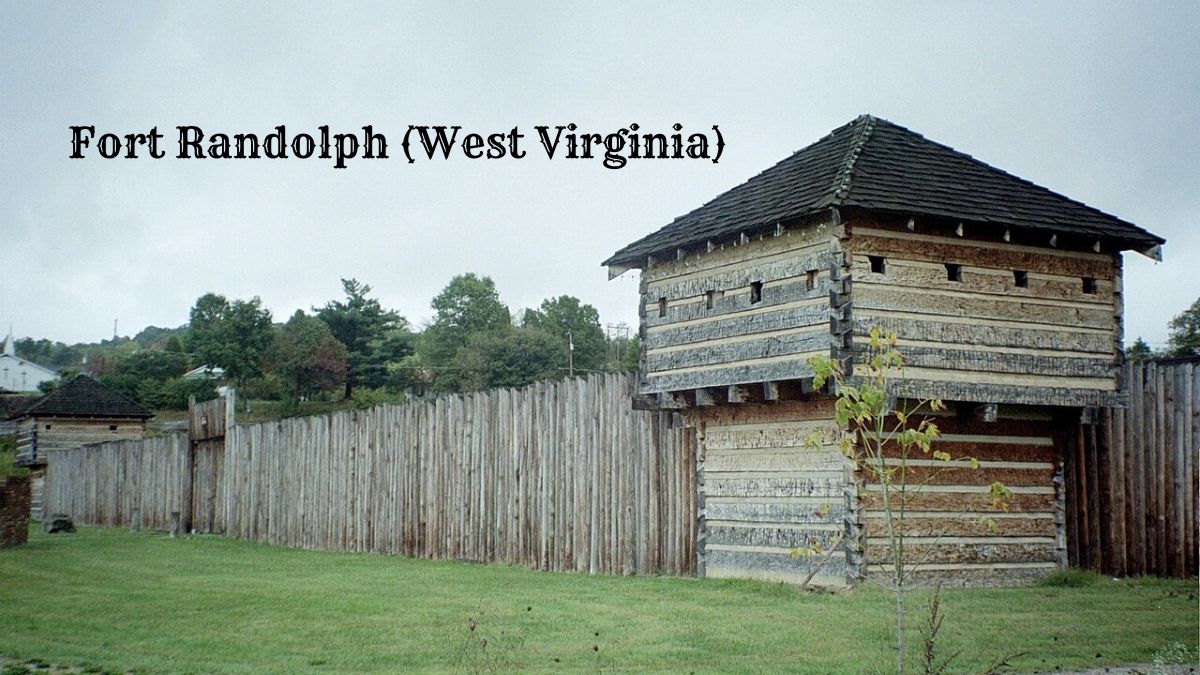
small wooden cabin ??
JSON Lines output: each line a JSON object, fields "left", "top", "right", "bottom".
{"left": 605, "top": 115, "right": 1164, "bottom": 586}
{"left": 11, "top": 375, "right": 153, "bottom": 519}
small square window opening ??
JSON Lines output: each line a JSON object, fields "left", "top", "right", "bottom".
{"left": 1014, "top": 270, "right": 1028, "bottom": 288}
{"left": 657, "top": 297, "right": 667, "bottom": 317}
{"left": 945, "top": 263, "right": 963, "bottom": 282}
{"left": 869, "top": 256, "right": 886, "bottom": 274}
{"left": 1082, "top": 277, "right": 1097, "bottom": 294}
{"left": 750, "top": 281, "right": 763, "bottom": 304}
{"left": 705, "top": 290, "right": 717, "bottom": 310}
{"left": 805, "top": 269, "right": 818, "bottom": 291}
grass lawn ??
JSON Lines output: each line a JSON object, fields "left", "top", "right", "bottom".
{"left": 0, "top": 528, "right": 1195, "bottom": 674}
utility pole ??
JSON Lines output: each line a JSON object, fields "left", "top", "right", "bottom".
{"left": 567, "top": 330, "right": 574, "bottom": 377}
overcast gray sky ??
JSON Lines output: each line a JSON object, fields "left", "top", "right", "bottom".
{"left": 2, "top": 2, "right": 1197, "bottom": 349}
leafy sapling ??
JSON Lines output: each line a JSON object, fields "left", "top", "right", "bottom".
{"left": 799, "top": 327, "right": 1010, "bottom": 674}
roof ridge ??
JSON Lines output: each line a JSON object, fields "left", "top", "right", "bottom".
{"left": 602, "top": 115, "right": 1163, "bottom": 268}
{"left": 829, "top": 115, "right": 877, "bottom": 203}
{"left": 895, "top": 125, "right": 1155, "bottom": 235}
{"left": 14, "top": 373, "right": 153, "bottom": 419}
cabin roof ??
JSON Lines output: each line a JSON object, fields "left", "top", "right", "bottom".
{"left": 8, "top": 374, "right": 153, "bottom": 420}
{"left": 604, "top": 115, "right": 1165, "bottom": 267}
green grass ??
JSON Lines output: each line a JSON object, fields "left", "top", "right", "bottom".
{"left": 0, "top": 528, "right": 1195, "bottom": 674}
{"left": 1040, "top": 568, "right": 1105, "bottom": 588}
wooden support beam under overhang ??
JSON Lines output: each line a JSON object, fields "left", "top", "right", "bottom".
{"left": 975, "top": 403, "right": 999, "bottom": 423}
{"left": 637, "top": 378, "right": 828, "bottom": 409}
{"left": 606, "top": 264, "right": 633, "bottom": 280}
{"left": 727, "top": 384, "right": 769, "bottom": 404}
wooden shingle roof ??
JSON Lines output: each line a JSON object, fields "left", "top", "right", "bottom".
{"left": 604, "top": 115, "right": 1164, "bottom": 267}
{"left": 9, "top": 375, "right": 153, "bottom": 420}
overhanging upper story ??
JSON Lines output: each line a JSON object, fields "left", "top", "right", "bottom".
{"left": 605, "top": 116, "right": 1165, "bottom": 409}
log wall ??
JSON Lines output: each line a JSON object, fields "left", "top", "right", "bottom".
{"left": 15, "top": 416, "right": 147, "bottom": 466}
{"left": 1067, "top": 359, "right": 1198, "bottom": 578}
{"left": 856, "top": 404, "right": 1064, "bottom": 587}
{"left": 43, "top": 373, "right": 698, "bottom": 576}
{"left": 846, "top": 216, "right": 1122, "bottom": 407}
{"left": 695, "top": 398, "right": 851, "bottom": 585}
{"left": 639, "top": 220, "right": 841, "bottom": 393}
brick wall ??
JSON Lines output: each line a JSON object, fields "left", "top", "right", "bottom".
{"left": 1, "top": 475, "right": 31, "bottom": 548}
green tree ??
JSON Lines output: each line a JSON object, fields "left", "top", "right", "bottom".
{"left": 132, "top": 325, "right": 188, "bottom": 349}
{"left": 452, "top": 326, "right": 561, "bottom": 391}
{"left": 163, "top": 335, "right": 186, "bottom": 354}
{"left": 807, "top": 328, "right": 1010, "bottom": 674}
{"left": 94, "top": 349, "right": 213, "bottom": 410}
{"left": 1166, "top": 298, "right": 1200, "bottom": 358}
{"left": 1125, "top": 337, "right": 1154, "bottom": 361}
{"left": 315, "top": 279, "right": 409, "bottom": 398}
{"left": 521, "top": 295, "right": 606, "bottom": 375}
{"left": 601, "top": 324, "right": 639, "bottom": 373}
{"left": 186, "top": 293, "right": 274, "bottom": 386}
{"left": 15, "top": 338, "right": 84, "bottom": 369}
{"left": 360, "top": 329, "right": 417, "bottom": 391}
{"left": 421, "top": 274, "right": 511, "bottom": 392}
{"left": 270, "top": 310, "right": 349, "bottom": 402}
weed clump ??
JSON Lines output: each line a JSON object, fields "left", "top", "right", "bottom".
{"left": 1040, "top": 569, "right": 1103, "bottom": 588}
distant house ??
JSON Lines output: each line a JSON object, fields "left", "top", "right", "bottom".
{"left": 9, "top": 374, "right": 153, "bottom": 519}
{"left": 183, "top": 365, "right": 225, "bottom": 381}
{"left": 183, "top": 365, "right": 230, "bottom": 396}
{"left": 0, "top": 332, "right": 57, "bottom": 394}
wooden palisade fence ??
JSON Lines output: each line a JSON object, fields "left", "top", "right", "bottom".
{"left": 43, "top": 373, "right": 697, "bottom": 576}
{"left": 44, "top": 362, "right": 1197, "bottom": 580}
{"left": 1066, "top": 358, "right": 1198, "bottom": 578}
{"left": 44, "top": 433, "right": 190, "bottom": 533}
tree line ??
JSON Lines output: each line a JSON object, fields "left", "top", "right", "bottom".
{"left": 18, "top": 274, "right": 638, "bottom": 412}
{"left": 1125, "top": 298, "right": 1199, "bottom": 361}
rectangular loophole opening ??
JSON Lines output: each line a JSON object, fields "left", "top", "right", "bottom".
{"left": 1082, "top": 277, "right": 1097, "bottom": 294}
{"left": 805, "top": 269, "right": 818, "bottom": 291}
{"left": 945, "top": 263, "right": 963, "bottom": 282}
{"left": 1014, "top": 270, "right": 1028, "bottom": 288}
{"left": 869, "top": 255, "right": 886, "bottom": 274}
{"left": 749, "top": 281, "right": 763, "bottom": 304}
{"left": 705, "top": 290, "right": 719, "bottom": 310}
{"left": 657, "top": 297, "right": 667, "bottom": 317}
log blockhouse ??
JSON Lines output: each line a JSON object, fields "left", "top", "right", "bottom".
{"left": 10, "top": 375, "right": 153, "bottom": 520}
{"left": 605, "top": 115, "right": 1165, "bottom": 586}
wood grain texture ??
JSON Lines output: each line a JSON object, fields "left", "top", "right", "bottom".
{"left": 1066, "top": 359, "right": 1198, "bottom": 579}
{"left": 852, "top": 314, "right": 1113, "bottom": 354}
{"left": 854, "top": 405, "right": 1067, "bottom": 585}
{"left": 695, "top": 401, "right": 850, "bottom": 584}
{"left": 642, "top": 222, "right": 840, "bottom": 285}
{"left": 848, "top": 228, "right": 1114, "bottom": 279}
{"left": 849, "top": 256, "right": 1114, "bottom": 304}
{"left": 42, "top": 373, "right": 699, "bottom": 578}
{"left": 854, "top": 285, "right": 1114, "bottom": 330}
